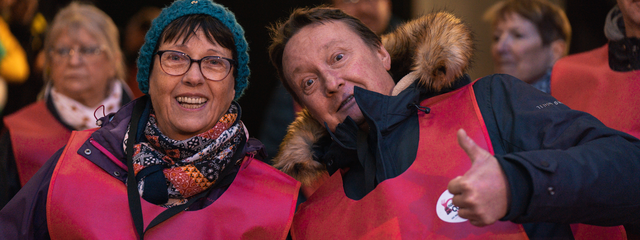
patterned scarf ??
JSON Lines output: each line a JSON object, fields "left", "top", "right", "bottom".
{"left": 131, "top": 102, "right": 245, "bottom": 207}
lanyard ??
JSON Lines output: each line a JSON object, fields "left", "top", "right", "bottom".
{"left": 125, "top": 97, "right": 210, "bottom": 240}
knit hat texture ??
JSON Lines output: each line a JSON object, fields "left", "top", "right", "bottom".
{"left": 136, "top": 0, "right": 249, "bottom": 100}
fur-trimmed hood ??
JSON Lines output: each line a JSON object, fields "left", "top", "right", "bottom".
{"left": 272, "top": 12, "right": 474, "bottom": 185}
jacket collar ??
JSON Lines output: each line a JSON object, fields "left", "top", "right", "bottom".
{"left": 608, "top": 38, "right": 640, "bottom": 71}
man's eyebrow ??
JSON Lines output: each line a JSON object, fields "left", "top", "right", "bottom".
{"left": 322, "top": 39, "right": 346, "bottom": 50}
{"left": 288, "top": 38, "right": 346, "bottom": 77}
{"left": 291, "top": 66, "right": 302, "bottom": 75}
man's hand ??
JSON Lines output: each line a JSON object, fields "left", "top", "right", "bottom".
{"left": 447, "top": 129, "right": 510, "bottom": 227}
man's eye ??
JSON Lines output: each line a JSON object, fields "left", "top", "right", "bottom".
{"left": 335, "top": 53, "right": 344, "bottom": 61}
{"left": 304, "top": 79, "right": 315, "bottom": 87}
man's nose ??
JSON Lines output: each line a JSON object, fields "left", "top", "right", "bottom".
{"left": 323, "top": 71, "right": 345, "bottom": 96}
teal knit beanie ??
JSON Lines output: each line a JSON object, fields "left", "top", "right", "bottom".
{"left": 136, "top": 0, "right": 249, "bottom": 100}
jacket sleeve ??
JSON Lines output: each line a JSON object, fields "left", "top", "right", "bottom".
{"left": 0, "top": 147, "right": 63, "bottom": 240}
{"left": 473, "top": 74, "right": 640, "bottom": 226}
{"left": 0, "top": 131, "right": 21, "bottom": 209}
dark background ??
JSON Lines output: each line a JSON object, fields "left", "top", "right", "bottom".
{"left": 564, "top": 0, "right": 617, "bottom": 54}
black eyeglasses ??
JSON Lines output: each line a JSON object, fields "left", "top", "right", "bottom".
{"left": 155, "top": 50, "right": 236, "bottom": 81}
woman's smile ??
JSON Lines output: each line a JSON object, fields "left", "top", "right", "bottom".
{"left": 175, "top": 96, "right": 208, "bottom": 109}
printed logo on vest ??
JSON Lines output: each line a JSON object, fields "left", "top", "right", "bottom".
{"left": 436, "top": 190, "right": 467, "bottom": 223}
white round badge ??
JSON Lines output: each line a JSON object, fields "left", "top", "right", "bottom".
{"left": 436, "top": 190, "right": 467, "bottom": 223}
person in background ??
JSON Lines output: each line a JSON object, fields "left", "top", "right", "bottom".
{"left": 0, "top": 0, "right": 300, "bottom": 238}
{"left": 484, "top": 0, "right": 570, "bottom": 93}
{"left": 551, "top": 0, "right": 640, "bottom": 138}
{"left": 0, "top": 0, "right": 47, "bottom": 127}
{"left": 0, "top": 0, "right": 31, "bottom": 113}
{"left": 550, "top": 0, "right": 640, "bottom": 237}
{"left": 123, "top": 6, "right": 161, "bottom": 98}
{"left": 0, "top": 2, "right": 133, "bottom": 208}
{"left": 269, "top": 6, "right": 640, "bottom": 239}
{"left": 330, "top": 0, "right": 401, "bottom": 35}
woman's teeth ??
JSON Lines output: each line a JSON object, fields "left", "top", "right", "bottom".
{"left": 176, "top": 96, "right": 207, "bottom": 109}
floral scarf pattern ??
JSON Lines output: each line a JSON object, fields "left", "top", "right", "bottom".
{"left": 131, "top": 102, "right": 245, "bottom": 207}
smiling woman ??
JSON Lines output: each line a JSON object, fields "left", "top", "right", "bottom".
{"left": 0, "top": 0, "right": 300, "bottom": 239}
{"left": 148, "top": 15, "right": 237, "bottom": 141}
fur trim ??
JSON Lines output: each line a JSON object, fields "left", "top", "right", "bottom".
{"left": 273, "top": 12, "right": 474, "bottom": 184}
{"left": 383, "top": 12, "right": 474, "bottom": 93}
{"left": 272, "top": 109, "right": 328, "bottom": 185}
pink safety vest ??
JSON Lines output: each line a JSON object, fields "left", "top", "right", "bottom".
{"left": 4, "top": 101, "right": 71, "bottom": 186}
{"left": 291, "top": 83, "right": 528, "bottom": 239}
{"left": 551, "top": 45, "right": 630, "bottom": 239}
{"left": 47, "top": 130, "right": 300, "bottom": 240}
{"left": 551, "top": 44, "right": 640, "bottom": 139}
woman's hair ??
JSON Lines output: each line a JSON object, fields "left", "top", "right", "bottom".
{"left": 268, "top": 6, "right": 381, "bottom": 103}
{"left": 483, "top": 0, "right": 571, "bottom": 52}
{"left": 43, "top": 2, "right": 125, "bottom": 83}
{"left": 154, "top": 14, "right": 236, "bottom": 77}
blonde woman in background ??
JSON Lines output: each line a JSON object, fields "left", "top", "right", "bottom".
{"left": 0, "top": 2, "right": 132, "bottom": 208}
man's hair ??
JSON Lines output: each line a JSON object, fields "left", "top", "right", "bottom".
{"left": 268, "top": 7, "right": 381, "bottom": 103}
{"left": 483, "top": 0, "right": 571, "bottom": 53}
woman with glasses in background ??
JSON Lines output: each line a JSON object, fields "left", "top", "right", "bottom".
{"left": 0, "top": 2, "right": 133, "bottom": 208}
{"left": 0, "top": 0, "right": 299, "bottom": 238}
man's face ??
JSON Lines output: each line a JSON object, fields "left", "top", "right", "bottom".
{"left": 282, "top": 20, "right": 395, "bottom": 132}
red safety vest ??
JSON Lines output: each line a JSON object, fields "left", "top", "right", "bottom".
{"left": 47, "top": 130, "right": 300, "bottom": 240}
{"left": 291, "top": 84, "right": 528, "bottom": 239}
{"left": 551, "top": 44, "right": 640, "bottom": 139}
{"left": 551, "top": 45, "right": 630, "bottom": 239}
{"left": 3, "top": 101, "right": 71, "bottom": 186}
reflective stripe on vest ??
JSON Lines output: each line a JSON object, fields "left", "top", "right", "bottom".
{"left": 47, "top": 130, "right": 300, "bottom": 240}
{"left": 3, "top": 101, "right": 70, "bottom": 186}
{"left": 291, "top": 84, "right": 528, "bottom": 239}
{"left": 551, "top": 44, "right": 640, "bottom": 139}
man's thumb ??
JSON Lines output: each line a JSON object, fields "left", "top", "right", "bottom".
{"left": 457, "top": 128, "right": 488, "bottom": 164}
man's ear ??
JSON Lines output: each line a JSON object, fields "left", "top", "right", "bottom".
{"left": 377, "top": 45, "right": 391, "bottom": 71}
{"left": 550, "top": 39, "right": 567, "bottom": 65}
